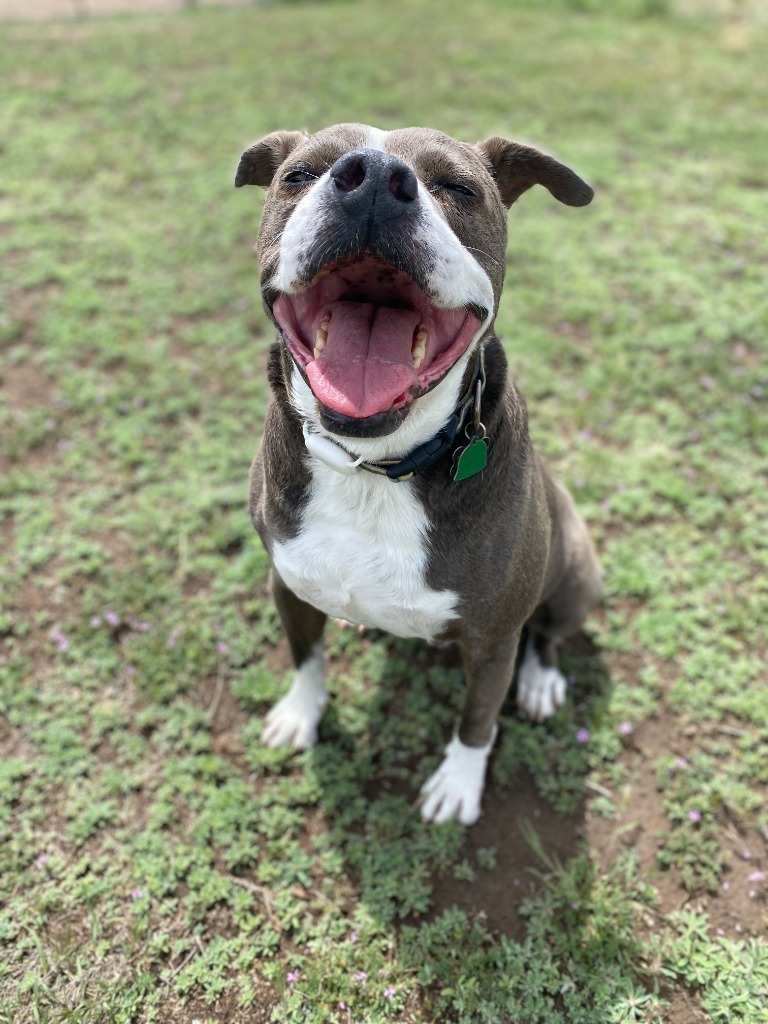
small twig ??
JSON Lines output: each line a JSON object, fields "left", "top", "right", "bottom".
{"left": 309, "top": 886, "right": 334, "bottom": 907}
{"left": 585, "top": 778, "right": 614, "bottom": 800}
{"left": 167, "top": 947, "right": 197, "bottom": 980}
{"left": 230, "top": 876, "right": 280, "bottom": 924}
{"left": 715, "top": 725, "right": 749, "bottom": 738}
{"left": 723, "top": 821, "right": 753, "bottom": 860}
{"left": 207, "top": 666, "right": 226, "bottom": 723}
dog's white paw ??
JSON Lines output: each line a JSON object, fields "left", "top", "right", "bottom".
{"left": 262, "top": 647, "right": 327, "bottom": 750}
{"left": 516, "top": 643, "right": 567, "bottom": 722}
{"left": 419, "top": 730, "right": 496, "bottom": 826}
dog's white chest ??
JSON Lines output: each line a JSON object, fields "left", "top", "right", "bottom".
{"left": 272, "top": 462, "right": 459, "bottom": 641}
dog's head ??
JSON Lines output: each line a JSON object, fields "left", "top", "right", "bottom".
{"left": 236, "top": 124, "right": 592, "bottom": 446}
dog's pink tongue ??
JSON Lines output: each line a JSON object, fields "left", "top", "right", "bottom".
{"left": 306, "top": 301, "right": 420, "bottom": 418}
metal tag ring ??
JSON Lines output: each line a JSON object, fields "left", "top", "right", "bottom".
{"left": 465, "top": 420, "right": 486, "bottom": 441}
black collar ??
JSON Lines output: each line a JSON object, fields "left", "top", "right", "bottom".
{"left": 357, "top": 346, "right": 487, "bottom": 482}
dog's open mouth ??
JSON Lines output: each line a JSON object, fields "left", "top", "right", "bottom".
{"left": 272, "top": 254, "right": 483, "bottom": 420}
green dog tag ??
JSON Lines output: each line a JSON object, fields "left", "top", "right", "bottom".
{"left": 451, "top": 435, "right": 488, "bottom": 482}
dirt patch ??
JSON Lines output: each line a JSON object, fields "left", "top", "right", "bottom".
{"left": 429, "top": 770, "right": 584, "bottom": 939}
{"left": 0, "top": 0, "right": 256, "bottom": 21}
{"left": 662, "top": 988, "right": 710, "bottom": 1024}
{"left": 150, "top": 983, "right": 278, "bottom": 1024}
{"left": 1, "top": 361, "right": 56, "bottom": 411}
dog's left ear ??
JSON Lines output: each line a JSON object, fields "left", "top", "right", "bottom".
{"left": 476, "top": 137, "right": 593, "bottom": 209}
{"left": 235, "top": 130, "right": 308, "bottom": 188}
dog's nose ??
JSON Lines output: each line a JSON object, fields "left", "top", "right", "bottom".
{"left": 328, "top": 149, "right": 419, "bottom": 220}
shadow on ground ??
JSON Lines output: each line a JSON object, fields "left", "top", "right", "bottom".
{"left": 302, "top": 629, "right": 610, "bottom": 940}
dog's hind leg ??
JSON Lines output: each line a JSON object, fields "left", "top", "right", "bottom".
{"left": 515, "top": 634, "right": 568, "bottom": 722}
{"left": 262, "top": 569, "right": 328, "bottom": 750}
{"left": 517, "top": 482, "right": 602, "bottom": 721}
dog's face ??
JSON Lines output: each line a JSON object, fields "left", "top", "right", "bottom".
{"left": 236, "top": 124, "right": 592, "bottom": 442}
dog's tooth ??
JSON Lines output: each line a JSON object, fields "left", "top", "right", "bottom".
{"left": 411, "top": 325, "right": 430, "bottom": 370}
{"left": 310, "top": 266, "right": 333, "bottom": 285}
{"left": 411, "top": 325, "right": 428, "bottom": 369}
{"left": 313, "top": 317, "right": 330, "bottom": 359}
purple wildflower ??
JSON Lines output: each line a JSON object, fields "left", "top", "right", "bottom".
{"left": 354, "top": 971, "right": 367, "bottom": 988}
{"left": 216, "top": 641, "right": 229, "bottom": 655}
{"left": 104, "top": 611, "right": 120, "bottom": 628}
{"left": 384, "top": 986, "right": 395, "bottom": 1000}
{"left": 286, "top": 969, "right": 300, "bottom": 984}
{"left": 90, "top": 615, "right": 102, "bottom": 628}
{"left": 130, "top": 888, "right": 144, "bottom": 900}
{"left": 619, "top": 721, "right": 633, "bottom": 736}
{"left": 575, "top": 727, "right": 590, "bottom": 744}
{"left": 51, "top": 629, "right": 69, "bottom": 653}
{"left": 748, "top": 870, "right": 766, "bottom": 883}
{"left": 688, "top": 809, "right": 701, "bottom": 823}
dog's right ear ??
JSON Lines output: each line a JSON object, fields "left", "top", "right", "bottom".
{"left": 234, "top": 130, "right": 308, "bottom": 188}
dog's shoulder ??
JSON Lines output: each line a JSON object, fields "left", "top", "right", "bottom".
{"left": 250, "top": 345, "right": 312, "bottom": 545}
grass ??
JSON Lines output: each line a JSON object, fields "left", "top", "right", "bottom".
{"left": 1, "top": 1, "right": 767, "bottom": 1022}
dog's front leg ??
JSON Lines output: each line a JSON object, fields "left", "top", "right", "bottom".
{"left": 420, "top": 629, "right": 522, "bottom": 826}
{"left": 262, "top": 569, "right": 327, "bottom": 750}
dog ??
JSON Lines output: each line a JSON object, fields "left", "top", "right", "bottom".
{"left": 235, "top": 123, "right": 602, "bottom": 825}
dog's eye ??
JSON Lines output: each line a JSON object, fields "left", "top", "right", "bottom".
{"left": 432, "top": 180, "right": 478, "bottom": 200}
{"left": 283, "top": 166, "right": 320, "bottom": 187}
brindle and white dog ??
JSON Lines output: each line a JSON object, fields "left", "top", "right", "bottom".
{"left": 235, "top": 124, "right": 602, "bottom": 825}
